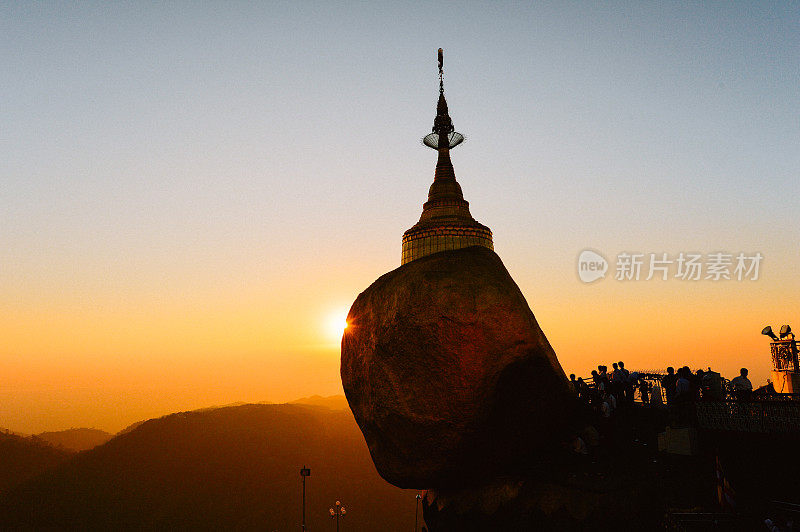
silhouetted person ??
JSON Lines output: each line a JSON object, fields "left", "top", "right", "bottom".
{"left": 569, "top": 373, "right": 578, "bottom": 398}
{"left": 693, "top": 369, "right": 705, "bottom": 401}
{"left": 576, "top": 377, "right": 588, "bottom": 402}
{"left": 675, "top": 367, "right": 691, "bottom": 400}
{"left": 597, "top": 365, "right": 609, "bottom": 394}
{"left": 639, "top": 377, "right": 651, "bottom": 405}
{"left": 700, "top": 370, "right": 712, "bottom": 400}
{"left": 755, "top": 381, "right": 776, "bottom": 397}
{"left": 589, "top": 371, "right": 601, "bottom": 402}
{"left": 611, "top": 362, "right": 623, "bottom": 401}
{"left": 618, "top": 361, "right": 631, "bottom": 404}
{"left": 661, "top": 367, "right": 677, "bottom": 406}
{"left": 672, "top": 367, "right": 693, "bottom": 426}
{"left": 731, "top": 367, "right": 753, "bottom": 401}
{"left": 600, "top": 391, "right": 615, "bottom": 418}
{"left": 618, "top": 361, "right": 629, "bottom": 380}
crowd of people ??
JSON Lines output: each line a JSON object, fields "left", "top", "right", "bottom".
{"left": 659, "top": 365, "right": 754, "bottom": 405}
{"left": 568, "top": 361, "right": 643, "bottom": 419}
{"left": 565, "top": 364, "right": 790, "bottom": 528}
{"left": 567, "top": 363, "right": 756, "bottom": 420}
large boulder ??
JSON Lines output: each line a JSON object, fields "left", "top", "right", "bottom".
{"left": 341, "top": 246, "right": 573, "bottom": 488}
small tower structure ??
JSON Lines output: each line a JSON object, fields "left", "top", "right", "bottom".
{"left": 763, "top": 325, "right": 800, "bottom": 393}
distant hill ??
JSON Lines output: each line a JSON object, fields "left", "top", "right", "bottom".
{"left": 116, "top": 419, "right": 146, "bottom": 436}
{"left": 0, "top": 404, "right": 419, "bottom": 530}
{"left": 0, "top": 428, "right": 28, "bottom": 437}
{"left": 0, "top": 432, "right": 73, "bottom": 493}
{"left": 111, "top": 397, "right": 348, "bottom": 438}
{"left": 36, "top": 428, "right": 112, "bottom": 452}
{"left": 290, "top": 394, "right": 349, "bottom": 410}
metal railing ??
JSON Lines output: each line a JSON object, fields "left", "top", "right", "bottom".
{"left": 695, "top": 400, "right": 800, "bottom": 433}
{"left": 578, "top": 372, "right": 670, "bottom": 404}
{"left": 578, "top": 371, "right": 800, "bottom": 405}
{"left": 576, "top": 370, "right": 800, "bottom": 433}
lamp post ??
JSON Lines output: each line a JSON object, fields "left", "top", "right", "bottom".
{"left": 300, "top": 467, "right": 310, "bottom": 531}
{"left": 414, "top": 493, "right": 422, "bottom": 531}
{"left": 329, "top": 500, "right": 346, "bottom": 532}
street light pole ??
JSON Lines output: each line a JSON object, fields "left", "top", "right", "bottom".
{"left": 414, "top": 493, "right": 421, "bottom": 532}
{"left": 300, "top": 467, "right": 311, "bottom": 531}
{"left": 329, "top": 500, "right": 346, "bottom": 532}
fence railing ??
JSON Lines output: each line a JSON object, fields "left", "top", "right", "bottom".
{"left": 695, "top": 400, "right": 800, "bottom": 433}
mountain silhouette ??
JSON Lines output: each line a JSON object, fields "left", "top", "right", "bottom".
{"left": 116, "top": 419, "right": 147, "bottom": 436}
{"left": 0, "top": 432, "right": 73, "bottom": 494}
{"left": 0, "top": 403, "right": 419, "bottom": 530}
{"left": 35, "top": 428, "right": 113, "bottom": 452}
{"left": 290, "top": 394, "right": 349, "bottom": 411}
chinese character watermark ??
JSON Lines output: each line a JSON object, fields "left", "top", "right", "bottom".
{"left": 577, "top": 250, "right": 762, "bottom": 283}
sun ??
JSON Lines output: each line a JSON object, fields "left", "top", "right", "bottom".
{"left": 326, "top": 309, "right": 349, "bottom": 340}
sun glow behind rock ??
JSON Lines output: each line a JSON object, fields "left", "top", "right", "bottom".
{"left": 326, "top": 309, "right": 349, "bottom": 341}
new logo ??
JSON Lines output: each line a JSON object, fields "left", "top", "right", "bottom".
{"left": 577, "top": 249, "right": 608, "bottom": 283}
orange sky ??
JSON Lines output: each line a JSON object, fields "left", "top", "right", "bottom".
{"left": 2, "top": 240, "right": 796, "bottom": 433}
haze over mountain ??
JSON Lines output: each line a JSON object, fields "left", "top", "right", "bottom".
{"left": 289, "top": 394, "right": 349, "bottom": 411}
{"left": 0, "top": 403, "right": 418, "bottom": 530}
{"left": 35, "top": 428, "right": 113, "bottom": 452}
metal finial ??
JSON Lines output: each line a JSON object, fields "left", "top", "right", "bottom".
{"left": 422, "top": 48, "right": 465, "bottom": 150}
{"left": 438, "top": 48, "right": 444, "bottom": 93}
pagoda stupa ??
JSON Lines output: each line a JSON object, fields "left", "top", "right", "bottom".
{"left": 401, "top": 49, "right": 493, "bottom": 265}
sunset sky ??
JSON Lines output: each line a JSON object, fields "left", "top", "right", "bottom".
{"left": 2, "top": 2, "right": 798, "bottom": 433}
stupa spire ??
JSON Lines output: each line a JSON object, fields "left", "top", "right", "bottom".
{"left": 401, "top": 49, "right": 493, "bottom": 265}
{"left": 433, "top": 48, "right": 454, "bottom": 147}
{"left": 423, "top": 49, "right": 464, "bottom": 183}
